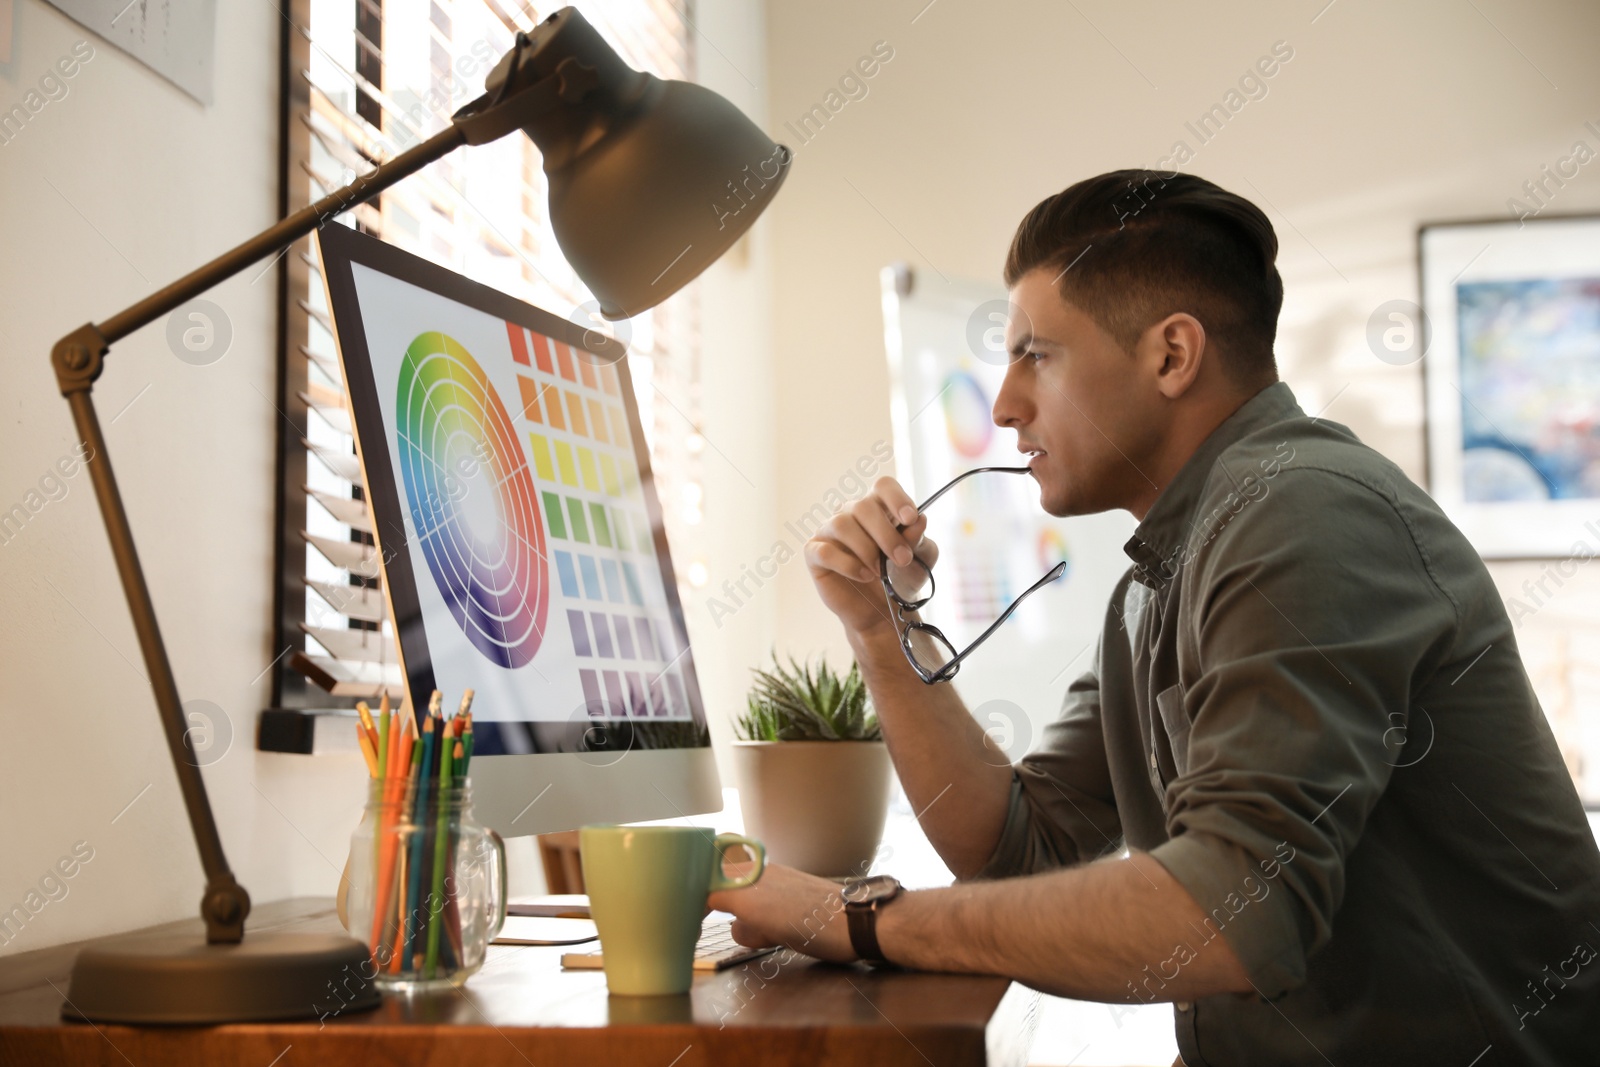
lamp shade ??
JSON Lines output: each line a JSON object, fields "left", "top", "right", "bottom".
{"left": 484, "top": 8, "right": 790, "bottom": 320}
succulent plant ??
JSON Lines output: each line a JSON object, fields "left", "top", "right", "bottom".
{"left": 734, "top": 654, "right": 881, "bottom": 742}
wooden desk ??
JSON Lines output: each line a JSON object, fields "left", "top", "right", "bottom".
{"left": 0, "top": 898, "right": 1037, "bottom": 1066}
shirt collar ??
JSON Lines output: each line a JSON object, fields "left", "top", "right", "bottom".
{"left": 1124, "top": 381, "right": 1304, "bottom": 587}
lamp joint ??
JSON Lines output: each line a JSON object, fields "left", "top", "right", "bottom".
{"left": 202, "top": 877, "right": 252, "bottom": 944}
{"left": 51, "top": 323, "right": 109, "bottom": 397}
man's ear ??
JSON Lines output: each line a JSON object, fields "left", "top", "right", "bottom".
{"left": 1141, "top": 313, "right": 1207, "bottom": 400}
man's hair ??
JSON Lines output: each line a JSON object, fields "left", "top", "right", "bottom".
{"left": 1004, "top": 170, "right": 1282, "bottom": 386}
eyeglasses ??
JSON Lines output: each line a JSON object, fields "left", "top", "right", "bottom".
{"left": 880, "top": 466, "right": 1068, "bottom": 685}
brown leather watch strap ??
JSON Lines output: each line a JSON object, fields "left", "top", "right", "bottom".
{"left": 846, "top": 899, "right": 888, "bottom": 963}
{"left": 843, "top": 877, "right": 903, "bottom": 964}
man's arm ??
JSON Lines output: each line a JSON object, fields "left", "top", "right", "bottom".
{"left": 804, "top": 477, "right": 1019, "bottom": 878}
{"left": 709, "top": 850, "right": 1253, "bottom": 1002}
{"left": 846, "top": 626, "right": 1014, "bottom": 879}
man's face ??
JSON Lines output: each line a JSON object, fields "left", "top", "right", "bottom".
{"left": 993, "top": 268, "right": 1166, "bottom": 518}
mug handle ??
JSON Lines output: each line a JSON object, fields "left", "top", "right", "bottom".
{"left": 709, "top": 833, "right": 766, "bottom": 891}
{"left": 486, "top": 829, "right": 508, "bottom": 940}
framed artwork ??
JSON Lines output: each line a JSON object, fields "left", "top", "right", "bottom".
{"left": 1420, "top": 215, "right": 1600, "bottom": 559}
{"left": 43, "top": 0, "right": 216, "bottom": 104}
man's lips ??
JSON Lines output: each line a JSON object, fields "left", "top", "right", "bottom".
{"left": 1021, "top": 447, "right": 1046, "bottom": 472}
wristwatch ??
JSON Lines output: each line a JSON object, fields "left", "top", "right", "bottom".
{"left": 841, "top": 875, "right": 904, "bottom": 964}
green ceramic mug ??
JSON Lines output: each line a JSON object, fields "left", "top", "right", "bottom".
{"left": 578, "top": 825, "right": 766, "bottom": 995}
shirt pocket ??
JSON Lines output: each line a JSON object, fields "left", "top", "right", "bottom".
{"left": 1155, "top": 682, "right": 1192, "bottom": 779}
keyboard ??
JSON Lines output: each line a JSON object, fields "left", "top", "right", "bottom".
{"left": 560, "top": 919, "right": 779, "bottom": 973}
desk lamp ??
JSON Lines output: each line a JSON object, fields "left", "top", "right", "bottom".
{"left": 54, "top": 7, "right": 788, "bottom": 1023}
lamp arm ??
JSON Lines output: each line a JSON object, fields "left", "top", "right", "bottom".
{"left": 49, "top": 120, "right": 466, "bottom": 944}
{"left": 99, "top": 124, "right": 468, "bottom": 349}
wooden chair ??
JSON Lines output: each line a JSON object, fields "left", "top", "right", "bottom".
{"left": 538, "top": 830, "right": 584, "bottom": 894}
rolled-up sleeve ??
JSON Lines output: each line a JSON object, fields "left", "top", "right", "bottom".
{"left": 976, "top": 637, "right": 1125, "bottom": 880}
{"left": 1148, "top": 467, "right": 1459, "bottom": 998}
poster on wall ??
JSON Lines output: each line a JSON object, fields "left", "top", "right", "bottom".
{"left": 44, "top": 0, "right": 215, "bottom": 104}
{"left": 1421, "top": 216, "right": 1600, "bottom": 559}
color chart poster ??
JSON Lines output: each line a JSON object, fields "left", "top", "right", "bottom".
{"left": 350, "top": 263, "right": 693, "bottom": 724}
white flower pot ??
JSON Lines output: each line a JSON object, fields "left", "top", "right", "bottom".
{"left": 731, "top": 740, "right": 893, "bottom": 878}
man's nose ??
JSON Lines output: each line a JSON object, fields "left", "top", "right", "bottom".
{"left": 992, "top": 360, "right": 1029, "bottom": 428}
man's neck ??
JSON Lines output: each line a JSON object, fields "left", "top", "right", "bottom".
{"left": 1124, "top": 387, "right": 1260, "bottom": 522}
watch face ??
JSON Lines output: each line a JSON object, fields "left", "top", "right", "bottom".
{"left": 842, "top": 875, "right": 900, "bottom": 906}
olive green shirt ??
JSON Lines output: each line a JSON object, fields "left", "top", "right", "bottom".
{"left": 978, "top": 382, "right": 1600, "bottom": 1066}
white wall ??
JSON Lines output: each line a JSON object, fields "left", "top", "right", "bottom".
{"left": 761, "top": 0, "right": 1600, "bottom": 710}
{"left": 0, "top": 0, "right": 353, "bottom": 954}
{"left": 676, "top": 0, "right": 779, "bottom": 766}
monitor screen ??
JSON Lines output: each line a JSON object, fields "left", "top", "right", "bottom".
{"left": 315, "top": 223, "right": 709, "bottom": 762}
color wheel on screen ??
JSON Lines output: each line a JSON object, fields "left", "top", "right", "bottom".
{"left": 395, "top": 331, "right": 549, "bottom": 669}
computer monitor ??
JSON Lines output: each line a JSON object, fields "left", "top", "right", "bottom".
{"left": 315, "top": 222, "right": 720, "bottom": 837}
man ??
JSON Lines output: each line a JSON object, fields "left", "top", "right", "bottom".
{"left": 709, "top": 170, "right": 1600, "bottom": 1065}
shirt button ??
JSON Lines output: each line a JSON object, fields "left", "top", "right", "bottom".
{"left": 1176, "top": 1001, "right": 1192, "bottom": 1012}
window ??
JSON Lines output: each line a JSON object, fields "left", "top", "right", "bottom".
{"left": 271, "top": 0, "right": 701, "bottom": 710}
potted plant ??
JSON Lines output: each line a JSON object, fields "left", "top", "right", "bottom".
{"left": 731, "top": 655, "right": 893, "bottom": 878}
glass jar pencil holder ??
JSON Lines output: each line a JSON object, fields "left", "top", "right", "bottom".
{"left": 343, "top": 778, "right": 506, "bottom": 989}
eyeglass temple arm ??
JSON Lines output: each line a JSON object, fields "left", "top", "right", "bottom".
{"left": 928, "top": 560, "right": 1069, "bottom": 680}
{"left": 912, "top": 465, "right": 1033, "bottom": 515}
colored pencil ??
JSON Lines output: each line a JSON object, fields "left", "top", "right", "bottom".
{"left": 441, "top": 881, "right": 464, "bottom": 969}
{"left": 424, "top": 717, "right": 455, "bottom": 977}
{"left": 445, "top": 736, "right": 468, "bottom": 967}
{"left": 366, "top": 697, "right": 388, "bottom": 953}
{"left": 365, "top": 698, "right": 387, "bottom": 958}
{"left": 356, "top": 700, "right": 378, "bottom": 750}
{"left": 402, "top": 714, "right": 436, "bottom": 972}
{"left": 390, "top": 716, "right": 409, "bottom": 783}
{"left": 366, "top": 697, "right": 410, "bottom": 966}
{"left": 392, "top": 839, "right": 408, "bottom": 967}
{"left": 375, "top": 701, "right": 390, "bottom": 789}
{"left": 367, "top": 789, "right": 400, "bottom": 962}
{"left": 356, "top": 722, "right": 379, "bottom": 777}
{"left": 387, "top": 713, "right": 415, "bottom": 967}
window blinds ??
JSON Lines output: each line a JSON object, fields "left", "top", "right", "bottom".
{"left": 274, "top": 0, "right": 700, "bottom": 708}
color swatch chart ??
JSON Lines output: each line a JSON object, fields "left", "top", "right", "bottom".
{"left": 395, "top": 332, "right": 550, "bottom": 670}
{"left": 505, "top": 322, "right": 692, "bottom": 721}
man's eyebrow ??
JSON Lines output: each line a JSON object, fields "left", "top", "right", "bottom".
{"left": 1008, "top": 333, "right": 1064, "bottom": 356}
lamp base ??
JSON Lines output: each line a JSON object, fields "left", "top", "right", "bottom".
{"left": 61, "top": 930, "right": 380, "bottom": 1024}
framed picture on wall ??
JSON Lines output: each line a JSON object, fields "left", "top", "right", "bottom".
{"left": 1420, "top": 215, "right": 1600, "bottom": 559}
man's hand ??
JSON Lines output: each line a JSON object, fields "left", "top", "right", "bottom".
{"left": 805, "top": 476, "right": 940, "bottom": 639}
{"left": 707, "top": 863, "right": 860, "bottom": 964}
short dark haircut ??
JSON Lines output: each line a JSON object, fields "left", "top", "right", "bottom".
{"left": 1004, "top": 170, "right": 1282, "bottom": 386}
